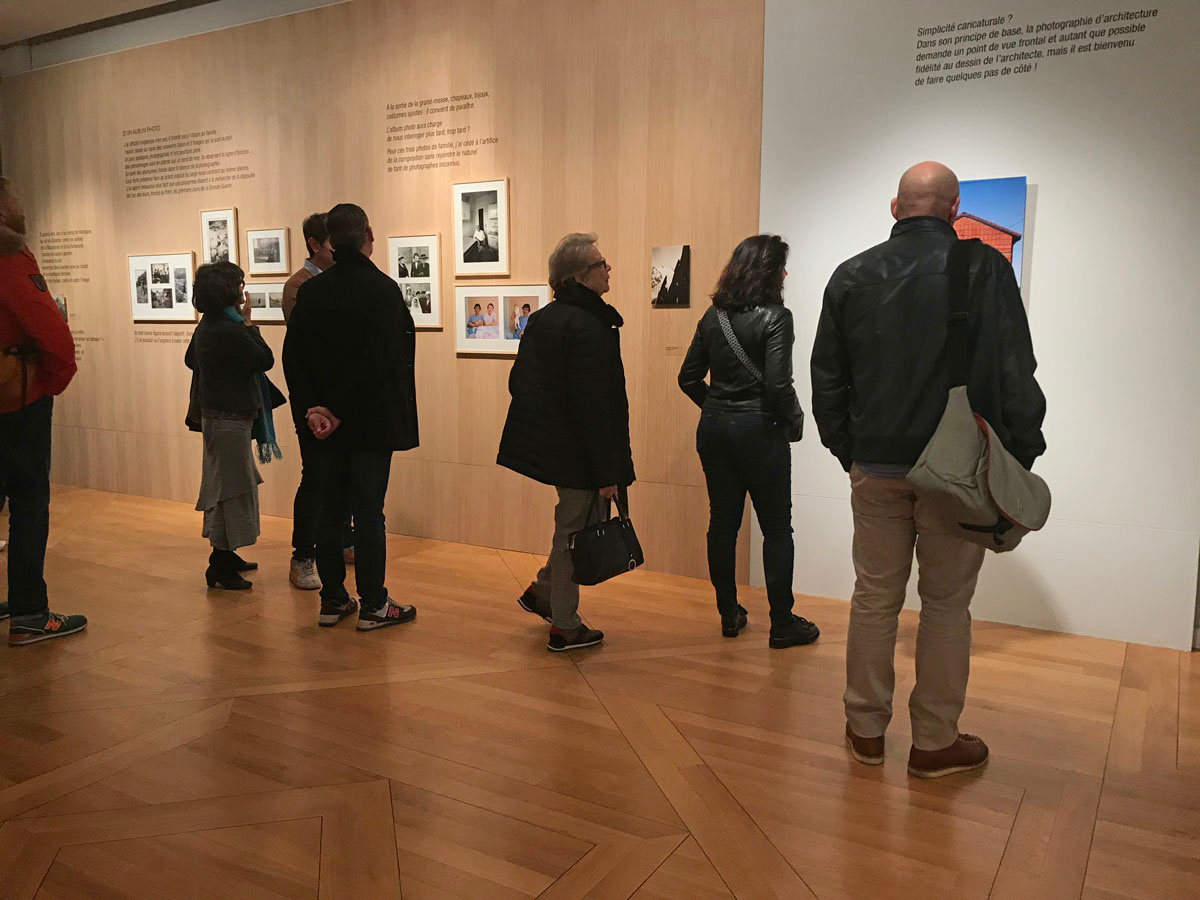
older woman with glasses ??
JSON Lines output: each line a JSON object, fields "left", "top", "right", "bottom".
{"left": 498, "top": 233, "right": 633, "bottom": 652}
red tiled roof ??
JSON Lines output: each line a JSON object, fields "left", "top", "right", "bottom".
{"left": 954, "top": 212, "right": 1022, "bottom": 242}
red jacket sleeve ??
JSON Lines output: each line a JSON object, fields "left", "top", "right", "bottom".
{"left": 1, "top": 249, "right": 77, "bottom": 397}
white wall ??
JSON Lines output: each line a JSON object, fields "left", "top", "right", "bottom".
{"left": 757, "top": 0, "right": 1200, "bottom": 650}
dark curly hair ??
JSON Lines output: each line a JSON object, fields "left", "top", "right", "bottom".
{"left": 193, "top": 261, "right": 245, "bottom": 314}
{"left": 711, "top": 234, "right": 789, "bottom": 310}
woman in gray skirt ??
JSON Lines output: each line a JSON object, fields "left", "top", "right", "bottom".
{"left": 185, "top": 261, "right": 275, "bottom": 590}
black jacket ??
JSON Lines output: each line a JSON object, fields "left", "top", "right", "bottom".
{"left": 811, "top": 216, "right": 1046, "bottom": 471}
{"left": 184, "top": 313, "right": 273, "bottom": 415}
{"left": 282, "top": 248, "right": 418, "bottom": 451}
{"left": 678, "top": 302, "right": 803, "bottom": 435}
{"left": 497, "top": 281, "right": 634, "bottom": 489}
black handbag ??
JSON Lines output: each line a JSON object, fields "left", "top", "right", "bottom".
{"left": 568, "top": 488, "right": 644, "bottom": 586}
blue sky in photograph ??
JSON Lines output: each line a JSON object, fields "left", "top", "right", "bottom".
{"left": 959, "top": 176, "right": 1027, "bottom": 285}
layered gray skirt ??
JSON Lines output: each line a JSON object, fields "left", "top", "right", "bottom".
{"left": 196, "top": 412, "right": 263, "bottom": 550}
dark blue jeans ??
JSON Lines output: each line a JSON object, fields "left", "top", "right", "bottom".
{"left": 0, "top": 396, "right": 53, "bottom": 617}
{"left": 696, "top": 410, "right": 795, "bottom": 630}
{"left": 315, "top": 448, "right": 392, "bottom": 607}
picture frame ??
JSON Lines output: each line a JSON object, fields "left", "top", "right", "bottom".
{"left": 650, "top": 244, "right": 691, "bottom": 308}
{"left": 387, "top": 234, "right": 441, "bottom": 328}
{"left": 129, "top": 252, "right": 196, "bottom": 322}
{"left": 452, "top": 178, "right": 509, "bottom": 277}
{"left": 245, "top": 282, "right": 287, "bottom": 324}
{"left": 455, "top": 284, "right": 548, "bottom": 356}
{"left": 245, "top": 227, "right": 290, "bottom": 276}
{"left": 199, "top": 208, "right": 238, "bottom": 265}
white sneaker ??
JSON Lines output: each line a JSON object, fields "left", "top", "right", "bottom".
{"left": 289, "top": 557, "right": 320, "bottom": 590}
{"left": 0, "top": 540, "right": 6, "bottom": 551}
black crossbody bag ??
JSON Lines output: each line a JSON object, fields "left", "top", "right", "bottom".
{"left": 568, "top": 487, "right": 644, "bottom": 586}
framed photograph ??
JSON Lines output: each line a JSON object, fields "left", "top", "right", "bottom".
{"left": 455, "top": 284, "right": 548, "bottom": 356}
{"left": 245, "top": 227, "right": 290, "bottom": 276}
{"left": 955, "top": 176, "right": 1026, "bottom": 286}
{"left": 452, "top": 178, "right": 509, "bottom": 276}
{"left": 200, "top": 208, "right": 238, "bottom": 265}
{"left": 387, "top": 234, "right": 441, "bottom": 328}
{"left": 651, "top": 244, "right": 691, "bottom": 307}
{"left": 129, "top": 252, "right": 195, "bottom": 322}
{"left": 246, "top": 282, "right": 286, "bottom": 324}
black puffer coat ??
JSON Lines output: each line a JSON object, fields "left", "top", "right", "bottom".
{"left": 497, "top": 281, "right": 635, "bottom": 490}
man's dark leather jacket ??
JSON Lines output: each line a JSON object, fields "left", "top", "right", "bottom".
{"left": 678, "top": 301, "right": 803, "bottom": 436}
{"left": 811, "top": 216, "right": 1046, "bottom": 471}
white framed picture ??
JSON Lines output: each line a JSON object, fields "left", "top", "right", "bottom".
{"left": 245, "top": 227, "right": 290, "bottom": 276}
{"left": 246, "top": 282, "right": 286, "bottom": 324}
{"left": 387, "top": 234, "right": 441, "bottom": 328}
{"left": 452, "top": 178, "right": 509, "bottom": 277}
{"left": 200, "top": 208, "right": 238, "bottom": 265}
{"left": 455, "top": 284, "right": 548, "bottom": 356}
{"left": 129, "top": 252, "right": 195, "bottom": 322}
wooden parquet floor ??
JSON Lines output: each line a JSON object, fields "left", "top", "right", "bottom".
{"left": 0, "top": 485, "right": 1196, "bottom": 899}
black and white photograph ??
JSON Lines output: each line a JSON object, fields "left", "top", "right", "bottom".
{"left": 650, "top": 244, "right": 691, "bottom": 308}
{"left": 245, "top": 227, "right": 290, "bottom": 276}
{"left": 388, "top": 234, "right": 442, "bottom": 328}
{"left": 452, "top": 179, "right": 509, "bottom": 276}
{"left": 53, "top": 294, "right": 68, "bottom": 322}
{"left": 247, "top": 282, "right": 286, "bottom": 324}
{"left": 455, "top": 284, "right": 548, "bottom": 356}
{"left": 200, "top": 208, "right": 237, "bottom": 265}
{"left": 130, "top": 252, "right": 195, "bottom": 322}
{"left": 173, "top": 267, "right": 189, "bottom": 305}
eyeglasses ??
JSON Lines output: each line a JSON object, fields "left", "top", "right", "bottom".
{"left": 583, "top": 258, "right": 610, "bottom": 272}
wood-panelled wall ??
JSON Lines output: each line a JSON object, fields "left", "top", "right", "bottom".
{"left": 0, "top": 0, "right": 764, "bottom": 579}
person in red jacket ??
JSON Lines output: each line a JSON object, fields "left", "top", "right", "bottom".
{"left": 0, "top": 177, "right": 87, "bottom": 645}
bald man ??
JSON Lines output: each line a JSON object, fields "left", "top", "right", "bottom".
{"left": 811, "top": 161, "right": 1045, "bottom": 778}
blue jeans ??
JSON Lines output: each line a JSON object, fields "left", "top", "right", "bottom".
{"left": 0, "top": 397, "right": 53, "bottom": 617}
{"left": 696, "top": 410, "right": 795, "bottom": 630}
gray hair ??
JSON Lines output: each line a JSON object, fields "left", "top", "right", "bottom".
{"left": 548, "top": 232, "right": 597, "bottom": 291}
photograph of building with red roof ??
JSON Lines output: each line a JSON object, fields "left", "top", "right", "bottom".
{"left": 955, "top": 176, "right": 1027, "bottom": 287}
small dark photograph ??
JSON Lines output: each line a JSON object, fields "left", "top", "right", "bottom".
{"left": 173, "top": 268, "right": 189, "bottom": 304}
{"left": 150, "top": 288, "right": 173, "bottom": 309}
{"left": 150, "top": 262, "right": 171, "bottom": 284}
{"left": 253, "top": 237, "right": 281, "bottom": 264}
{"left": 135, "top": 269, "right": 149, "bottom": 304}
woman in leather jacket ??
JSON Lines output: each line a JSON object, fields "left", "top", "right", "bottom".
{"left": 677, "top": 234, "right": 819, "bottom": 648}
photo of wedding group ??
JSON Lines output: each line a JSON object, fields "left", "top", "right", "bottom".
{"left": 388, "top": 234, "right": 441, "bottom": 328}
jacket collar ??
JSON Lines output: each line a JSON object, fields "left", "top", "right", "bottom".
{"left": 331, "top": 247, "right": 375, "bottom": 268}
{"left": 890, "top": 216, "right": 957, "bottom": 239}
{"left": 0, "top": 224, "right": 27, "bottom": 256}
{"left": 554, "top": 281, "right": 624, "bottom": 328}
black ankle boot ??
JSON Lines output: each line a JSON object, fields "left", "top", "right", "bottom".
{"left": 721, "top": 604, "right": 749, "bottom": 637}
{"left": 207, "top": 550, "right": 252, "bottom": 590}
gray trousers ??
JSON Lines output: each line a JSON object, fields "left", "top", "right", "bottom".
{"left": 528, "top": 487, "right": 603, "bottom": 631}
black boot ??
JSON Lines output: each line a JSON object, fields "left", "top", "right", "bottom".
{"left": 207, "top": 549, "right": 252, "bottom": 590}
{"left": 231, "top": 552, "right": 258, "bottom": 572}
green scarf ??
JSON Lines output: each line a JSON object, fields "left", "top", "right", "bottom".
{"left": 222, "top": 306, "right": 281, "bottom": 464}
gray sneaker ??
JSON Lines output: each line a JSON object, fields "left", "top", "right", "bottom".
{"left": 289, "top": 557, "right": 321, "bottom": 590}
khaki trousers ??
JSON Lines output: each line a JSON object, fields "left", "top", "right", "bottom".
{"left": 529, "top": 487, "right": 603, "bottom": 632}
{"left": 844, "top": 466, "right": 985, "bottom": 751}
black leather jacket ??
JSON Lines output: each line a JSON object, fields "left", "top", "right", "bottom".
{"left": 811, "top": 216, "right": 1046, "bottom": 471}
{"left": 677, "top": 302, "right": 803, "bottom": 434}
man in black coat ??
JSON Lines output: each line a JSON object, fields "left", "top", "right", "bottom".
{"left": 282, "top": 203, "right": 418, "bottom": 633}
{"left": 497, "top": 232, "right": 634, "bottom": 652}
{"left": 811, "top": 161, "right": 1046, "bottom": 778}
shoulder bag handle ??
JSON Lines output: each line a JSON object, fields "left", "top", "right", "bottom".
{"left": 716, "top": 308, "right": 764, "bottom": 383}
{"left": 946, "top": 238, "right": 980, "bottom": 388}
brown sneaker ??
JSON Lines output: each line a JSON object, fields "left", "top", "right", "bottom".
{"left": 845, "top": 724, "right": 885, "bottom": 765}
{"left": 908, "top": 733, "right": 989, "bottom": 778}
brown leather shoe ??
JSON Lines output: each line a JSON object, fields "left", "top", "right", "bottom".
{"left": 908, "top": 733, "right": 989, "bottom": 778}
{"left": 845, "top": 724, "right": 884, "bottom": 765}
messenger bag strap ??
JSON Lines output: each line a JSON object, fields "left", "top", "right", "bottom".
{"left": 945, "top": 238, "right": 979, "bottom": 388}
{"left": 716, "top": 309, "right": 764, "bottom": 384}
